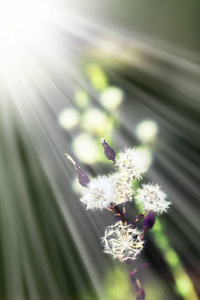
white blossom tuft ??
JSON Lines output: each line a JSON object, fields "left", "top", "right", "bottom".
{"left": 110, "top": 172, "right": 133, "bottom": 205}
{"left": 80, "top": 176, "right": 114, "bottom": 210}
{"left": 102, "top": 221, "right": 144, "bottom": 262}
{"left": 115, "top": 148, "right": 148, "bottom": 180}
{"left": 135, "top": 183, "right": 171, "bottom": 215}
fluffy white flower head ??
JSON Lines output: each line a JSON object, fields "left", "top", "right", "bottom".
{"left": 80, "top": 176, "right": 114, "bottom": 210}
{"left": 135, "top": 183, "right": 171, "bottom": 215}
{"left": 110, "top": 172, "right": 133, "bottom": 205}
{"left": 102, "top": 221, "right": 144, "bottom": 262}
{"left": 115, "top": 148, "right": 148, "bottom": 180}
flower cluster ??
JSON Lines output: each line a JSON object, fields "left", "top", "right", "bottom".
{"left": 66, "top": 139, "right": 171, "bottom": 264}
{"left": 80, "top": 146, "right": 148, "bottom": 210}
{"left": 80, "top": 171, "right": 134, "bottom": 209}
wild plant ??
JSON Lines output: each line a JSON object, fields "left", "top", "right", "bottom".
{"left": 66, "top": 139, "right": 171, "bottom": 300}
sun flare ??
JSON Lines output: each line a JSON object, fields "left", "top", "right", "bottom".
{"left": 0, "top": 0, "right": 62, "bottom": 88}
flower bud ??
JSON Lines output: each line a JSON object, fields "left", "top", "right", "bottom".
{"left": 101, "top": 138, "right": 116, "bottom": 162}
{"left": 65, "top": 153, "right": 90, "bottom": 187}
{"left": 75, "top": 163, "right": 90, "bottom": 187}
{"left": 136, "top": 289, "right": 145, "bottom": 300}
{"left": 143, "top": 212, "right": 156, "bottom": 230}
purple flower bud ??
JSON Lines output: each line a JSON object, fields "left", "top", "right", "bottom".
{"left": 65, "top": 153, "right": 90, "bottom": 187}
{"left": 136, "top": 289, "right": 145, "bottom": 300}
{"left": 75, "top": 163, "right": 90, "bottom": 187}
{"left": 101, "top": 138, "right": 116, "bottom": 162}
{"left": 143, "top": 212, "right": 156, "bottom": 230}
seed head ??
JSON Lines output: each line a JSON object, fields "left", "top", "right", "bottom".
{"left": 80, "top": 176, "right": 115, "bottom": 210}
{"left": 115, "top": 148, "right": 148, "bottom": 180}
{"left": 135, "top": 183, "right": 171, "bottom": 215}
{"left": 111, "top": 172, "right": 133, "bottom": 205}
{"left": 102, "top": 221, "right": 144, "bottom": 262}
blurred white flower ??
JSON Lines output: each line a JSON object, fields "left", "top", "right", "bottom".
{"left": 115, "top": 148, "right": 148, "bottom": 180}
{"left": 58, "top": 108, "right": 80, "bottom": 130}
{"left": 102, "top": 221, "right": 144, "bottom": 262}
{"left": 135, "top": 183, "right": 171, "bottom": 215}
{"left": 136, "top": 119, "right": 158, "bottom": 143}
{"left": 72, "top": 133, "right": 100, "bottom": 164}
{"left": 80, "top": 176, "right": 115, "bottom": 210}
{"left": 82, "top": 108, "right": 108, "bottom": 135}
{"left": 100, "top": 87, "right": 124, "bottom": 110}
{"left": 111, "top": 172, "right": 133, "bottom": 205}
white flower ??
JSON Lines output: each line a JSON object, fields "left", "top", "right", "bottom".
{"left": 80, "top": 176, "right": 115, "bottom": 210}
{"left": 102, "top": 221, "right": 144, "bottom": 262}
{"left": 110, "top": 172, "right": 133, "bottom": 205}
{"left": 115, "top": 148, "right": 148, "bottom": 180}
{"left": 135, "top": 183, "right": 171, "bottom": 215}
{"left": 136, "top": 119, "right": 158, "bottom": 143}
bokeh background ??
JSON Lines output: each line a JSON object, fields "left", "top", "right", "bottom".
{"left": 0, "top": 1, "right": 200, "bottom": 299}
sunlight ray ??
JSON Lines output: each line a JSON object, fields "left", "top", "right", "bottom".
{"left": 21, "top": 242, "right": 41, "bottom": 300}
{"left": 0, "top": 80, "right": 105, "bottom": 299}
{"left": 0, "top": 102, "right": 64, "bottom": 300}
